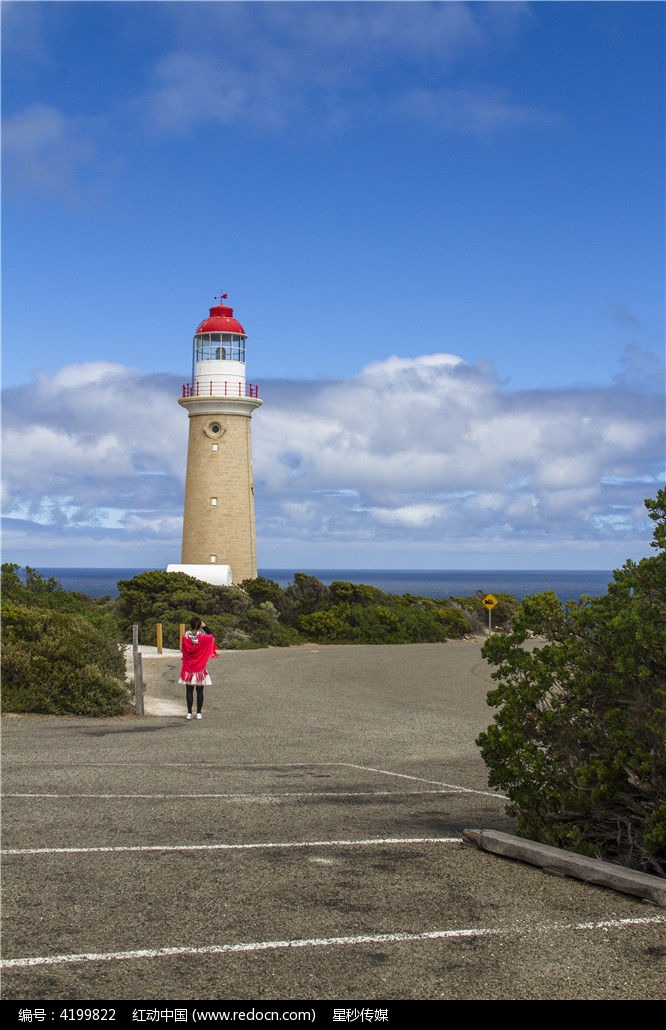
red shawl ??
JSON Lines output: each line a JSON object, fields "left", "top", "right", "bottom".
{"left": 180, "top": 633, "right": 219, "bottom": 681}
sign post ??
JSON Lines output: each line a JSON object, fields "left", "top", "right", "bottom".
{"left": 482, "top": 593, "right": 498, "bottom": 633}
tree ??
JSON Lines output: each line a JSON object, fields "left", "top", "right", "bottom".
{"left": 477, "top": 490, "right": 666, "bottom": 876}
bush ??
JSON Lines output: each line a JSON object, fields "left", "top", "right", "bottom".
{"left": 297, "top": 593, "right": 473, "bottom": 644}
{"left": 329, "top": 581, "right": 390, "bottom": 605}
{"left": 477, "top": 491, "right": 666, "bottom": 876}
{"left": 114, "top": 570, "right": 248, "bottom": 634}
{"left": 239, "top": 576, "right": 284, "bottom": 607}
{"left": 1, "top": 564, "right": 122, "bottom": 639}
{"left": 234, "top": 608, "right": 301, "bottom": 648}
{"left": 278, "top": 573, "right": 330, "bottom": 624}
{"left": 107, "top": 567, "right": 487, "bottom": 650}
{"left": 400, "top": 598, "right": 471, "bottom": 641}
{"left": 1, "top": 603, "right": 130, "bottom": 716}
{"left": 113, "top": 570, "right": 254, "bottom": 647}
{"left": 299, "top": 604, "right": 355, "bottom": 643}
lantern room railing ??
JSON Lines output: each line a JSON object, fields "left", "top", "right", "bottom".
{"left": 182, "top": 381, "right": 260, "bottom": 399}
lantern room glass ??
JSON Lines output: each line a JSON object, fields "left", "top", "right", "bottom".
{"left": 194, "top": 333, "right": 246, "bottom": 364}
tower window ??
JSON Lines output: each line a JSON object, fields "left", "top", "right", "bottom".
{"left": 210, "top": 555, "right": 217, "bottom": 563}
{"left": 211, "top": 497, "right": 218, "bottom": 506}
{"left": 204, "top": 422, "right": 226, "bottom": 441}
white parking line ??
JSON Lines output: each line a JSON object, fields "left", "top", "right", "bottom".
{"left": 1, "top": 788, "right": 474, "bottom": 801}
{"left": 2, "top": 835, "right": 462, "bottom": 857}
{"left": 3, "top": 916, "right": 664, "bottom": 970}
{"left": 328, "top": 762, "right": 507, "bottom": 800}
{"left": 2, "top": 762, "right": 507, "bottom": 802}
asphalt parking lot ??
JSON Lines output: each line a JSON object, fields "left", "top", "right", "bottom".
{"left": 2, "top": 642, "right": 664, "bottom": 1003}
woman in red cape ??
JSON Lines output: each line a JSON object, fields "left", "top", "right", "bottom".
{"left": 179, "top": 617, "right": 219, "bottom": 720}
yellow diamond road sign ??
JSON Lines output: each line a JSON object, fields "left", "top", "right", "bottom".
{"left": 482, "top": 593, "right": 498, "bottom": 610}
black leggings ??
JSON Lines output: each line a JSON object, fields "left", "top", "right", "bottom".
{"left": 186, "top": 684, "right": 204, "bottom": 714}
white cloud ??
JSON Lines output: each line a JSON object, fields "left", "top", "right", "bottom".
{"left": 370, "top": 504, "right": 444, "bottom": 528}
{"left": 141, "top": 53, "right": 260, "bottom": 136}
{"left": 252, "top": 354, "right": 663, "bottom": 557}
{"left": 47, "top": 362, "right": 128, "bottom": 390}
{"left": 167, "top": 1, "right": 524, "bottom": 69}
{"left": 389, "top": 85, "right": 555, "bottom": 135}
{"left": 1, "top": 2, "right": 546, "bottom": 205}
{"left": 1, "top": 354, "right": 662, "bottom": 568}
{"left": 123, "top": 514, "right": 183, "bottom": 538}
{"left": 2, "top": 364, "right": 186, "bottom": 522}
{"left": 2, "top": 104, "right": 102, "bottom": 198}
{"left": 138, "top": 2, "right": 544, "bottom": 139}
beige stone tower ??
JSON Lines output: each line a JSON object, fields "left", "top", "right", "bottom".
{"left": 168, "top": 295, "right": 262, "bottom": 586}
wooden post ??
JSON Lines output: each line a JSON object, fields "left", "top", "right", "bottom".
{"left": 179, "top": 623, "right": 185, "bottom": 648}
{"left": 132, "top": 624, "right": 144, "bottom": 716}
{"left": 156, "top": 623, "right": 163, "bottom": 654}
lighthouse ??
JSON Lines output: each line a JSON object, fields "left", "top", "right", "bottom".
{"left": 167, "top": 295, "right": 262, "bottom": 586}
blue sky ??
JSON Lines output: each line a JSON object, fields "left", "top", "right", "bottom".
{"left": 2, "top": 1, "right": 664, "bottom": 571}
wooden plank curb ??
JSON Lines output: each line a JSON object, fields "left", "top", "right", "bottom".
{"left": 463, "top": 829, "right": 666, "bottom": 908}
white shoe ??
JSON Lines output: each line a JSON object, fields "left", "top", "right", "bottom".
{"left": 186, "top": 713, "right": 193, "bottom": 720}
{"left": 196, "top": 713, "right": 203, "bottom": 720}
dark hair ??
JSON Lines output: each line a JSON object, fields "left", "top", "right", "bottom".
{"left": 190, "top": 617, "right": 203, "bottom": 631}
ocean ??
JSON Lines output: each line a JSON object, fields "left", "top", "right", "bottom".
{"left": 31, "top": 567, "right": 616, "bottom": 603}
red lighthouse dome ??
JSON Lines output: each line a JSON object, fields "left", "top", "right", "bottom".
{"left": 195, "top": 295, "right": 246, "bottom": 336}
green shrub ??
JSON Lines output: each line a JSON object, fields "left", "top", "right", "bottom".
{"left": 278, "top": 573, "right": 330, "bottom": 624}
{"left": 234, "top": 608, "right": 301, "bottom": 648}
{"left": 329, "top": 581, "right": 390, "bottom": 605}
{"left": 107, "top": 568, "right": 493, "bottom": 650}
{"left": 239, "top": 576, "right": 284, "bottom": 607}
{"left": 297, "top": 593, "right": 473, "bottom": 645}
{"left": 477, "top": 491, "right": 666, "bottom": 875}
{"left": 1, "top": 564, "right": 122, "bottom": 639}
{"left": 1, "top": 603, "right": 130, "bottom": 716}
{"left": 114, "top": 570, "right": 255, "bottom": 645}
{"left": 299, "top": 604, "right": 355, "bottom": 642}
{"left": 114, "top": 570, "right": 248, "bottom": 636}
{"left": 399, "top": 601, "right": 469, "bottom": 642}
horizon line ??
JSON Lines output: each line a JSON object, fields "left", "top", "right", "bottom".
{"left": 17, "top": 564, "right": 616, "bottom": 573}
